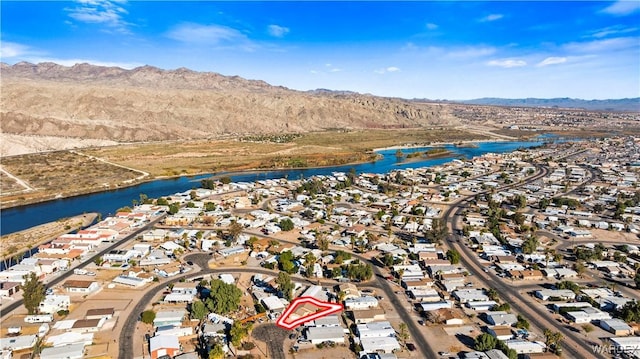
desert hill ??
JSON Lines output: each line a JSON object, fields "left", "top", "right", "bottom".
{"left": 1, "top": 62, "right": 458, "bottom": 144}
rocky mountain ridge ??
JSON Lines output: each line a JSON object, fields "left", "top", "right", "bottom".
{"left": 1, "top": 62, "right": 459, "bottom": 142}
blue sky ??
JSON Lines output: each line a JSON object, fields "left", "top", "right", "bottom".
{"left": 1, "top": 1, "right": 639, "bottom": 100}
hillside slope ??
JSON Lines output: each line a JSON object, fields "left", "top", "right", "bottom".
{"left": 1, "top": 62, "right": 459, "bottom": 142}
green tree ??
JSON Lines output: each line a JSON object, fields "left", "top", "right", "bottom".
{"left": 156, "top": 197, "right": 169, "bottom": 206}
{"left": 522, "top": 236, "right": 539, "bottom": 254}
{"left": 573, "top": 260, "right": 586, "bottom": 277}
{"left": 486, "top": 288, "right": 499, "bottom": 301}
{"left": 635, "top": 270, "right": 640, "bottom": 289}
{"left": 22, "top": 273, "right": 45, "bottom": 315}
{"left": 168, "top": 203, "right": 180, "bottom": 215}
{"left": 620, "top": 300, "right": 640, "bottom": 322}
{"left": 247, "top": 236, "right": 259, "bottom": 250}
{"left": 424, "top": 218, "right": 449, "bottom": 244}
{"left": 228, "top": 221, "right": 244, "bottom": 241}
{"left": 208, "top": 342, "right": 224, "bottom": 359}
{"left": 474, "top": 333, "right": 498, "bottom": 351}
{"left": 446, "top": 249, "right": 461, "bottom": 264}
{"left": 141, "top": 310, "right": 156, "bottom": 324}
{"left": 276, "top": 272, "right": 294, "bottom": 301}
{"left": 543, "top": 329, "right": 563, "bottom": 353}
{"left": 220, "top": 176, "right": 232, "bottom": 184}
{"left": 190, "top": 300, "right": 208, "bottom": 320}
{"left": 201, "top": 179, "right": 216, "bottom": 190}
{"left": 516, "top": 315, "right": 530, "bottom": 329}
{"left": 398, "top": 323, "right": 409, "bottom": 343}
{"left": 513, "top": 212, "right": 526, "bottom": 226}
{"left": 316, "top": 232, "right": 330, "bottom": 251}
{"left": 206, "top": 279, "right": 243, "bottom": 314}
{"left": 230, "top": 321, "right": 251, "bottom": 347}
{"left": 279, "top": 218, "right": 295, "bottom": 231}
{"left": 116, "top": 206, "right": 132, "bottom": 213}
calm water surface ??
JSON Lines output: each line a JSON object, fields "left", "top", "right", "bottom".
{"left": 1, "top": 140, "right": 546, "bottom": 235}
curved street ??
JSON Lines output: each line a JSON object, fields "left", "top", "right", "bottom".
{"left": 441, "top": 163, "right": 607, "bottom": 359}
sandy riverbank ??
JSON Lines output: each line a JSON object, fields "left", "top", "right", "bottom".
{"left": 1, "top": 212, "right": 98, "bottom": 261}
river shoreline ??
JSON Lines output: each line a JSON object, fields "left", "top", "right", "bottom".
{"left": 372, "top": 138, "right": 508, "bottom": 152}
{"left": 0, "top": 154, "right": 383, "bottom": 211}
{"left": 1, "top": 138, "right": 551, "bottom": 236}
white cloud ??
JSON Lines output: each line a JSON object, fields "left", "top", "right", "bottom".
{"left": 166, "top": 23, "right": 255, "bottom": 50}
{"left": 479, "top": 14, "right": 504, "bottom": 22}
{"left": 589, "top": 25, "right": 638, "bottom": 38}
{"left": 0, "top": 41, "right": 33, "bottom": 58}
{"left": 564, "top": 37, "right": 637, "bottom": 53}
{"left": 329, "top": 68, "right": 342, "bottom": 73}
{"left": 601, "top": 0, "right": 640, "bottom": 16}
{"left": 426, "top": 23, "right": 438, "bottom": 30}
{"left": 66, "top": 0, "right": 131, "bottom": 34}
{"left": 374, "top": 66, "right": 401, "bottom": 74}
{"left": 486, "top": 59, "right": 527, "bottom": 68}
{"left": 447, "top": 46, "right": 496, "bottom": 58}
{"left": 267, "top": 24, "right": 290, "bottom": 38}
{"left": 536, "top": 57, "right": 567, "bottom": 67}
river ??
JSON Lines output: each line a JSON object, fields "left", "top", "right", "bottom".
{"left": 1, "top": 139, "right": 547, "bottom": 235}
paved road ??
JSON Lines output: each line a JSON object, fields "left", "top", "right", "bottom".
{"left": 441, "top": 164, "right": 606, "bottom": 359}
{"left": 0, "top": 214, "right": 166, "bottom": 318}
{"left": 119, "top": 249, "right": 436, "bottom": 358}
{"left": 252, "top": 323, "right": 288, "bottom": 359}
{"left": 118, "top": 262, "right": 355, "bottom": 359}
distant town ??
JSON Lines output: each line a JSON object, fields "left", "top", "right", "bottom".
{"left": 2, "top": 137, "right": 640, "bottom": 359}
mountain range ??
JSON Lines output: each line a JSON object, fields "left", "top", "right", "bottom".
{"left": 1, "top": 62, "right": 637, "bottom": 148}
{"left": 1, "top": 62, "right": 459, "bottom": 142}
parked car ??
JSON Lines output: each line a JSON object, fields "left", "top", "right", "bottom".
{"left": 407, "top": 343, "right": 416, "bottom": 351}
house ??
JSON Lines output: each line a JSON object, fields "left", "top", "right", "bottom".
{"left": 359, "top": 336, "right": 401, "bottom": 354}
{"left": 534, "top": 289, "right": 576, "bottom": 301}
{"left": 565, "top": 307, "right": 611, "bottom": 324}
{"left": 345, "top": 296, "right": 379, "bottom": 310}
{"left": 40, "top": 343, "right": 86, "bottom": 359}
{"left": 172, "top": 282, "right": 198, "bottom": 296}
{"left": 70, "top": 318, "right": 106, "bottom": 333}
{"left": 486, "top": 311, "right": 518, "bottom": 326}
{"left": 437, "top": 308, "right": 465, "bottom": 325}
{"left": 112, "top": 275, "right": 146, "bottom": 287}
{"left": 305, "top": 326, "right": 345, "bottom": 344}
{"left": 63, "top": 280, "right": 100, "bottom": 294}
{"left": 356, "top": 321, "right": 396, "bottom": 338}
{"left": 0, "top": 282, "right": 20, "bottom": 297}
{"left": 39, "top": 295, "right": 70, "bottom": 314}
{"left": 419, "top": 301, "right": 453, "bottom": 312}
{"left": 351, "top": 309, "right": 386, "bottom": 324}
{"left": 86, "top": 308, "right": 115, "bottom": 321}
{"left": 504, "top": 340, "right": 546, "bottom": 354}
{"left": 508, "top": 270, "right": 544, "bottom": 280}
{"left": 338, "top": 283, "right": 360, "bottom": 300}
{"left": 154, "top": 310, "right": 186, "bottom": 327}
{"left": 219, "top": 246, "right": 245, "bottom": 257}
{"left": 599, "top": 318, "right": 633, "bottom": 336}
{"left": 488, "top": 326, "right": 514, "bottom": 341}
{"left": 0, "top": 334, "right": 37, "bottom": 351}
{"left": 150, "top": 335, "right": 181, "bottom": 359}
{"left": 453, "top": 289, "right": 489, "bottom": 303}
{"left": 466, "top": 301, "right": 498, "bottom": 311}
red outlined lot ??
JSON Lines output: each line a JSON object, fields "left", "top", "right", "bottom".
{"left": 275, "top": 296, "right": 343, "bottom": 330}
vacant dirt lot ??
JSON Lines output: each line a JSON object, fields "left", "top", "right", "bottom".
{"left": 1, "top": 150, "right": 144, "bottom": 208}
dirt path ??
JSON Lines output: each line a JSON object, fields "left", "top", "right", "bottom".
{"left": 0, "top": 165, "right": 34, "bottom": 192}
